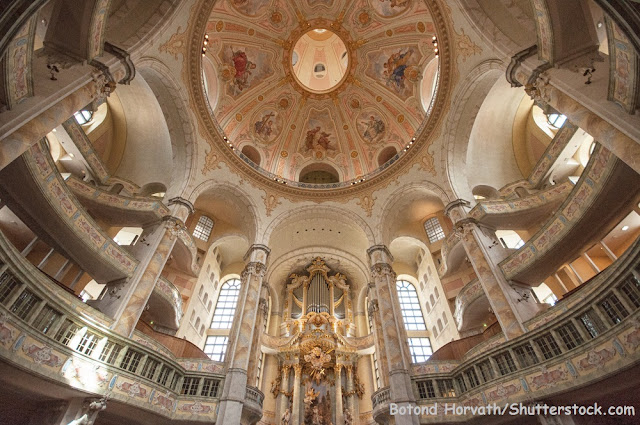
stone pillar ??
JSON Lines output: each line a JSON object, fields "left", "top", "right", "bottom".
{"left": 92, "top": 216, "right": 186, "bottom": 337}
{"left": 246, "top": 283, "right": 270, "bottom": 386}
{"left": 216, "top": 244, "right": 270, "bottom": 425}
{"left": 291, "top": 363, "right": 302, "bottom": 424}
{"left": 335, "top": 364, "right": 344, "bottom": 425}
{"left": 445, "top": 200, "right": 527, "bottom": 340}
{"left": 0, "top": 70, "right": 116, "bottom": 171}
{"left": 367, "top": 284, "right": 390, "bottom": 387}
{"left": 506, "top": 51, "right": 640, "bottom": 174}
{"left": 367, "top": 245, "right": 418, "bottom": 425}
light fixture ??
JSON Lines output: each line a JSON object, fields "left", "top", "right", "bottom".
{"left": 202, "top": 34, "right": 209, "bottom": 56}
{"left": 432, "top": 36, "right": 439, "bottom": 57}
{"left": 622, "top": 225, "right": 629, "bottom": 231}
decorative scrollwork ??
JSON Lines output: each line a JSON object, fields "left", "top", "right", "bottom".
{"left": 371, "top": 263, "right": 396, "bottom": 279}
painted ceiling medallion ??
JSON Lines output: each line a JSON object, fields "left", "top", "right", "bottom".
{"left": 200, "top": 0, "right": 445, "bottom": 190}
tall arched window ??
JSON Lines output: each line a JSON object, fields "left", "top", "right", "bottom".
{"left": 210, "top": 278, "right": 241, "bottom": 329}
{"left": 193, "top": 215, "right": 214, "bottom": 241}
{"left": 396, "top": 280, "right": 426, "bottom": 330}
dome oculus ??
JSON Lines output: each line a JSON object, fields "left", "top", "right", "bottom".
{"left": 291, "top": 29, "right": 348, "bottom": 93}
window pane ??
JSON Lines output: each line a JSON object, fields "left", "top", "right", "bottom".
{"left": 203, "top": 336, "right": 229, "bottom": 362}
{"left": 210, "top": 279, "right": 241, "bottom": 329}
{"left": 408, "top": 337, "right": 432, "bottom": 363}
{"left": 396, "top": 280, "right": 426, "bottom": 331}
{"left": 193, "top": 216, "right": 214, "bottom": 241}
{"left": 424, "top": 217, "right": 445, "bottom": 243}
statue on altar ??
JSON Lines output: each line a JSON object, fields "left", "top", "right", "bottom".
{"left": 281, "top": 406, "right": 291, "bottom": 425}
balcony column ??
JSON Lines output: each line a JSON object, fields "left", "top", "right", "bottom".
{"left": 291, "top": 363, "right": 303, "bottom": 424}
{"left": 216, "top": 244, "right": 270, "bottom": 425}
{"left": 506, "top": 49, "right": 640, "bottom": 174}
{"left": 600, "top": 240, "right": 618, "bottom": 261}
{"left": 92, "top": 216, "right": 186, "bottom": 337}
{"left": 445, "top": 200, "right": 527, "bottom": 340}
{"left": 367, "top": 245, "right": 418, "bottom": 425}
{"left": 581, "top": 252, "right": 601, "bottom": 274}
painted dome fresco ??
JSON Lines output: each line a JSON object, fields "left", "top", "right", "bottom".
{"left": 201, "top": 0, "right": 442, "bottom": 185}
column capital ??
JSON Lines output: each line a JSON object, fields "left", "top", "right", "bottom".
{"left": 168, "top": 197, "right": 195, "bottom": 219}
{"left": 444, "top": 198, "right": 471, "bottom": 224}
{"left": 244, "top": 244, "right": 271, "bottom": 264}
{"left": 371, "top": 263, "right": 396, "bottom": 280}
{"left": 162, "top": 216, "right": 188, "bottom": 239}
{"left": 243, "top": 262, "right": 267, "bottom": 279}
{"left": 366, "top": 244, "right": 393, "bottom": 265}
{"left": 293, "top": 363, "right": 303, "bottom": 374}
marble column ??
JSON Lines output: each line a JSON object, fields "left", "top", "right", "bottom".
{"left": 346, "top": 365, "right": 355, "bottom": 413}
{"left": 106, "top": 216, "right": 185, "bottom": 337}
{"left": 367, "top": 245, "right": 418, "bottom": 425}
{"left": 335, "top": 364, "right": 344, "bottom": 425}
{"left": 367, "top": 284, "right": 390, "bottom": 387}
{"left": 246, "top": 282, "right": 270, "bottom": 387}
{"left": 445, "top": 200, "right": 527, "bottom": 340}
{"left": 216, "top": 244, "right": 270, "bottom": 425}
{"left": 276, "top": 365, "right": 291, "bottom": 420}
{"left": 0, "top": 69, "right": 117, "bottom": 171}
{"left": 291, "top": 363, "right": 302, "bottom": 424}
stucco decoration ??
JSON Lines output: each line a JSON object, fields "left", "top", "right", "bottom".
{"left": 201, "top": 0, "right": 442, "bottom": 184}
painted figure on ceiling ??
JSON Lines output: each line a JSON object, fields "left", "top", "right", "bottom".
{"left": 383, "top": 48, "right": 414, "bottom": 91}
{"left": 230, "top": 48, "right": 256, "bottom": 92}
{"left": 254, "top": 112, "right": 275, "bottom": 138}
{"left": 360, "top": 114, "right": 386, "bottom": 143}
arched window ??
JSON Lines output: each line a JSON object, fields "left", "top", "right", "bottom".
{"left": 199, "top": 324, "right": 205, "bottom": 335}
{"left": 434, "top": 287, "right": 439, "bottom": 299}
{"left": 210, "top": 278, "right": 241, "bottom": 329}
{"left": 432, "top": 326, "right": 438, "bottom": 338}
{"left": 190, "top": 310, "right": 195, "bottom": 323}
{"left": 203, "top": 293, "right": 208, "bottom": 305}
{"left": 430, "top": 294, "right": 436, "bottom": 307}
{"left": 425, "top": 300, "right": 431, "bottom": 313}
{"left": 193, "top": 215, "right": 214, "bottom": 241}
{"left": 437, "top": 319, "right": 443, "bottom": 332}
{"left": 442, "top": 312, "right": 448, "bottom": 325}
{"left": 396, "top": 280, "right": 426, "bottom": 331}
{"left": 424, "top": 217, "right": 445, "bottom": 243}
{"left": 195, "top": 317, "right": 201, "bottom": 329}
{"left": 198, "top": 286, "right": 204, "bottom": 298}
{"left": 207, "top": 300, "right": 212, "bottom": 311}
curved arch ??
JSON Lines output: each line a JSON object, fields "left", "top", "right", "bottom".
{"left": 105, "top": 0, "right": 182, "bottom": 52}
{"left": 456, "top": 0, "right": 537, "bottom": 58}
{"left": 444, "top": 60, "right": 505, "bottom": 201}
{"left": 263, "top": 204, "right": 376, "bottom": 247}
{"left": 377, "top": 181, "right": 450, "bottom": 245}
{"left": 189, "top": 181, "right": 260, "bottom": 244}
{"left": 137, "top": 58, "right": 198, "bottom": 200}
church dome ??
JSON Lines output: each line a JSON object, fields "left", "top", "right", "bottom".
{"left": 199, "top": 0, "right": 448, "bottom": 189}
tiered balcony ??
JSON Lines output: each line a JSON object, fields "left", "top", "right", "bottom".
{"left": 410, "top": 239, "right": 640, "bottom": 423}
{"left": 0, "top": 230, "right": 225, "bottom": 422}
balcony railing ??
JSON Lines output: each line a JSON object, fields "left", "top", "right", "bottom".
{"left": 0, "top": 230, "right": 225, "bottom": 421}
{"left": 410, "top": 238, "right": 640, "bottom": 420}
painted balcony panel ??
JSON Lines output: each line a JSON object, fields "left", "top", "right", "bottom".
{"left": 0, "top": 141, "right": 138, "bottom": 283}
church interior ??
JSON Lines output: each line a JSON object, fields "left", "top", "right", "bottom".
{"left": 0, "top": 0, "right": 640, "bottom": 424}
